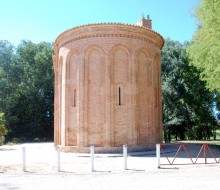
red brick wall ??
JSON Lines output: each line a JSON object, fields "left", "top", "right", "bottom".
{"left": 53, "top": 23, "right": 164, "bottom": 152}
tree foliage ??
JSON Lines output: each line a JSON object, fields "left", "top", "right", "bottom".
{"left": 0, "top": 113, "right": 7, "bottom": 136}
{"left": 0, "top": 112, "right": 7, "bottom": 145}
{"left": 162, "top": 38, "right": 217, "bottom": 141}
{"left": 0, "top": 40, "right": 54, "bottom": 142}
{"left": 187, "top": 0, "right": 220, "bottom": 96}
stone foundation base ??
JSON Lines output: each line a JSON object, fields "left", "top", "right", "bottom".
{"left": 57, "top": 144, "right": 155, "bottom": 153}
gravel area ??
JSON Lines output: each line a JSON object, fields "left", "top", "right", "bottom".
{"left": 1, "top": 143, "right": 220, "bottom": 190}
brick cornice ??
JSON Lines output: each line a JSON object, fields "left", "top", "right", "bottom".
{"left": 54, "top": 23, "right": 164, "bottom": 54}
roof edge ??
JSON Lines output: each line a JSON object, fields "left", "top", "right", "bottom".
{"left": 54, "top": 22, "right": 164, "bottom": 48}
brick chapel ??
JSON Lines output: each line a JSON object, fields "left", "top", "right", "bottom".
{"left": 52, "top": 16, "right": 164, "bottom": 152}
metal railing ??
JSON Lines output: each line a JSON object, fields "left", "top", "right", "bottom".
{"left": 157, "top": 143, "right": 220, "bottom": 167}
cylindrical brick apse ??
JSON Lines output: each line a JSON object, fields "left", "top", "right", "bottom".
{"left": 53, "top": 17, "right": 164, "bottom": 152}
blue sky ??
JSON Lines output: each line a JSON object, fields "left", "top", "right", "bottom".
{"left": 0, "top": 0, "right": 198, "bottom": 46}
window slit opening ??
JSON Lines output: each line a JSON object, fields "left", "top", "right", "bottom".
{"left": 73, "top": 90, "right": 76, "bottom": 107}
{"left": 119, "top": 87, "right": 121, "bottom": 106}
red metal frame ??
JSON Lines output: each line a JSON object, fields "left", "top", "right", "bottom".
{"left": 160, "top": 143, "right": 220, "bottom": 165}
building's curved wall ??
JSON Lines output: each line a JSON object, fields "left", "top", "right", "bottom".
{"left": 110, "top": 46, "right": 130, "bottom": 146}
{"left": 85, "top": 46, "right": 105, "bottom": 146}
{"left": 136, "top": 49, "right": 151, "bottom": 145}
{"left": 53, "top": 24, "right": 164, "bottom": 152}
{"left": 66, "top": 50, "right": 78, "bottom": 146}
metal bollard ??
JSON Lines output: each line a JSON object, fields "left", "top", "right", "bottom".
{"left": 123, "top": 145, "right": 127, "bottom": 170}
{"left": 56, "top": 146, "right": 60, "bottom": 172}
{"left": 156, "top": 144, "right": 160, "bottom": 168}
{"left": 90, "top": 145, "right": 94, "bottom": 172}
{"left": 22, "top": 147, "right": 26, "bottom": 172}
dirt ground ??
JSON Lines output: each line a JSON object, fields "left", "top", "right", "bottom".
{"left": 1, "top": 142, "right": 220, "bottom": 190}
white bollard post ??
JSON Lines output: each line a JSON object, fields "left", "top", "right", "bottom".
{"left": 56, "top": 146, "right": 60, "bottom": 172}
{"left": 123, "top": 145, "right": 127, "bottom": 170}
{"left": 156, "top": 144, "right": 160, "bottom": 168}
{"left": 90, "top": 145, "right": 94, "bottom": 172}
{"left": 22, "top": 147, "right": 26, "bottom": 172}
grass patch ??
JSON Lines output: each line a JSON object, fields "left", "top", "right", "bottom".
{"left": 170, "top": 129, "right": 220, "bottom": 145}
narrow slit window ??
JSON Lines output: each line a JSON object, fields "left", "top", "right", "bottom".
{"left": 73, "top": 90, "right": 76, "bottom": 107}
{"left": 119, "top": 87, "right": 121, "bottom": 105}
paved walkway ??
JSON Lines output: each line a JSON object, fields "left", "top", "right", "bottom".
{"left": 1, "top": 143, "right": 220, "bottom": 190}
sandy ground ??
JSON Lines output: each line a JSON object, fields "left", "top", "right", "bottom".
{"left": 1, "top": 142, "right": 220, "bottom": 190}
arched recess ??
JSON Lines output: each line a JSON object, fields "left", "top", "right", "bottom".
{"left": 65, "top": 50, "right": 79, "bottom": 146}
{"left": 54, "top": 56, "right": 64, "bottom": 145}
{"left": 109, "top": 45, "right": 130, "bottom": 146}
{"left": 57, "top": 56, "right": 63, "bottom": 145}
{"left": 153, "top": 53, "right": 162, "bottom": 143}
{"left": 135, "top": 48, "right": 152, "bottom": 145}
{"left": 85, "top": 46, "right": 105, "bottom": 146}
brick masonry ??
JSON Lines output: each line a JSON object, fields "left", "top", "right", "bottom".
{"left": 53, "top": 19, "right": 164, "bottom": 152}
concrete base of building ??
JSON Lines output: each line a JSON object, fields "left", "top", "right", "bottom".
{"left": 57, "top": 144, "right": 155, "bottom": 153}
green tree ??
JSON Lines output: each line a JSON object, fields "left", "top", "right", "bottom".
{"left": 0, "top": 40, "right": 54, "bottom": 142}
{"left": 187, "top": 0, "right": 220, "bottom": 97}
{"left": 0, "top": 113, "right": 7, "bottom": 145}
{"left": 0, "top": 113, "right": 7, "bottom": 136}
{"left": 0, "top": 40, "right": 16, "bottom": 112}
{"left": 162, "top": 39, "right": 216, "bottom": 141}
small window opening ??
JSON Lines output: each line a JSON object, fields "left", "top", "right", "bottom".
{"left": 74, "top": 90, "right": 76, "bottom": 107}
{"left": 119, "top": 87, "right": 121, "bottom": 106}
